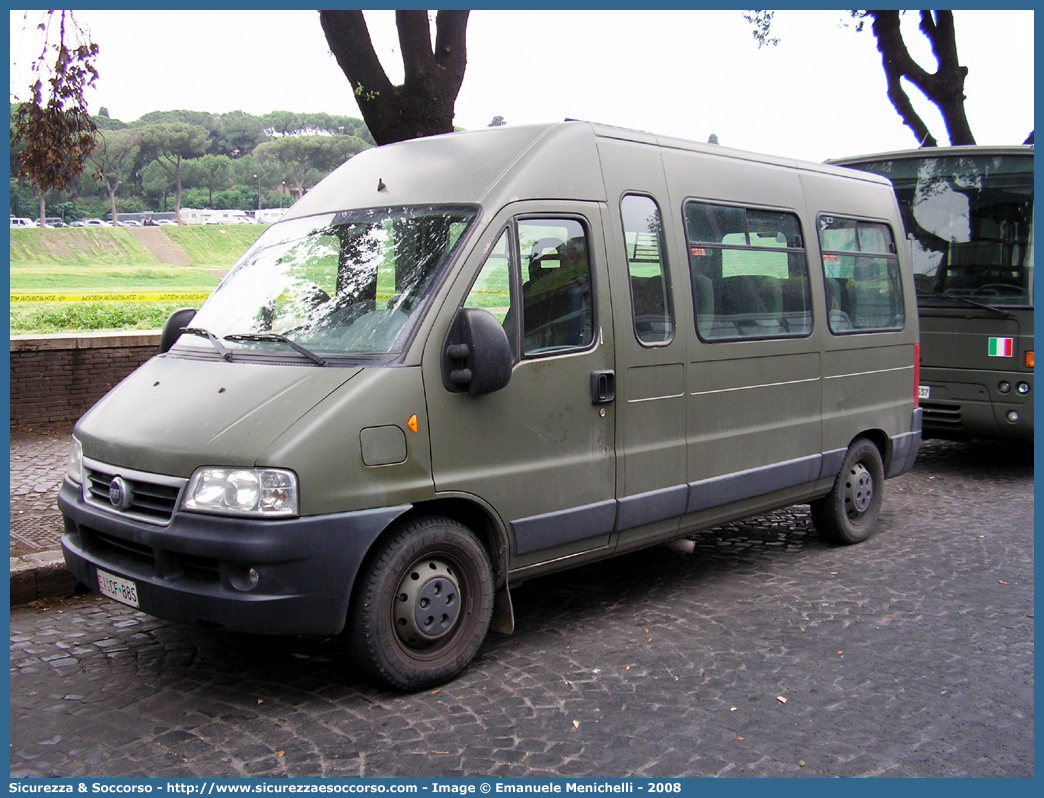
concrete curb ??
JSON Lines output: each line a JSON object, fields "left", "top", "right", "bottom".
{"left": 10, "top": 550, "right": 79, "bottom": 606}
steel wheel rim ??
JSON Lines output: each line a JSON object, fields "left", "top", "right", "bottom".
{"left": 844, "top": 462, "right": 874, "bottom": 519}
{"left": 393, "top": 556, "right": 462, "bottom": 650}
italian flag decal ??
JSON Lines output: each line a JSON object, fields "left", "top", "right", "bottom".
{"left": 988, "top": 337, "right": 1014, "bottom": 357}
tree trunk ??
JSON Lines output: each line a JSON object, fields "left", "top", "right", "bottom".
{"left": 319, "top": 10, "right": 469, "bottom": 146}
{"left": 869, "top": 10, "right": 975, "bottom": 146}
{"left": 38, "top": 193, "right": 46, "bottom": 227}
{"left": 174, "top": 154, "right": 183, "bottom": 224}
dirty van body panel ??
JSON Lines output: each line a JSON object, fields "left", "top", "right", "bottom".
{"left": 73, "top": 356, "right": 360, "bottom": 476}
{"left": 283, "top": 123, "right": 607, "bottom": 222}
{"left": 657, "top": 147, "right": 826, "bottom": 516}
{"left": 259, "top": 366, "right": 435, "bottom": 516}
{"left": 595, "top": 139, "right": 687, "bottom": 546}
{"left": 424, "top": 200, "right": 617, "bottom": 571}
{"left": 798, "top": 168, "right": 921, "bottom": 464}
{"left": 821, "top": 341, "right": 916, "bottom": 459}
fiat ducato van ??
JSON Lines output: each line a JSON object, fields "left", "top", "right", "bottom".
{"left": 60, "top": 122, "right": 922, "bottom": 690}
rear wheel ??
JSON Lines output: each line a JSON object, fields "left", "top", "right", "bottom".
{"left": 811, "top": 438, "right": 885, "bottom": 544}
{"left": 349, "top": 516, "right": 494, "bottom": 691}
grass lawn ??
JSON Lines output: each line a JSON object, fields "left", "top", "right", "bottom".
{"left": 11, "top": 263, "right": 221, "bottom": 292}
{"left": 9, "top": 226, "right": 254, "bottom": 334}
{"left": 165, "top": 226, "right": 264, "bottom": 268}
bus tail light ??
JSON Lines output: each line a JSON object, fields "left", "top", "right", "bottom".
{"left": 913, "top": 343, "right": 920, "bottom": 408}
{"left": 1025, "top": 350, "right": 1034, "bottom": 369}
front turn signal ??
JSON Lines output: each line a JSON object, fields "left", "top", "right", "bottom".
{"left": 1026, "top": 350, "right": 1034, "bottom": 369}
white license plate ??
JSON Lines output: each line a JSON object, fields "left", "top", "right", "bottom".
{"left": 96, "top": 568, "right": 140, "bottom": 608}
{"left": 919, "top": 385, "right": 931, "bottom": 400}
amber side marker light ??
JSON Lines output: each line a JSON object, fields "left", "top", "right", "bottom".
{"left": 1025, "top": 350, "right": 1034, "bottom": 369}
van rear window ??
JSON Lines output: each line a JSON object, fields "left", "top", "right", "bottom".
{"left": 685, "top": 201, "right": 812, "bottom": 341}
{"left": 818, "top": 216, "right": 905, "bottom": 333}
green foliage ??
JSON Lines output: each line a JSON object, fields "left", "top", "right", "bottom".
{"left": 165, "top": 225, "right": 264, "bottom": 266}
{"left": 12, "top": 263, "right": 218, "bottom": 291}
{"left": 9, "top": 226, "right": 260, "bottom": 270}
{"left": 11, "top": 106, "right": 375, "bottom": 219}
{"left": 11, "top": 300, "right": 204, "bottom": 335}
{"left": 10, "top": 228, "right": 155, "bottom": 265}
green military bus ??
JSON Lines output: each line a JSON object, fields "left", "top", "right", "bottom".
{"left": 60, "top": 122, "right": 922, "bottom": 690}
{"left": 832, "top": 146, "right": 1033, "bottom": 442}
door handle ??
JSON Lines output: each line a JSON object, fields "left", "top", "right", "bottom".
{"left": 591, "top": 370, "right": 616, "bottom": 404}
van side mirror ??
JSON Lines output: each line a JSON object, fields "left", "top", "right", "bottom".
{"left": 159, "top": 307, "right": 198, "bottom": 353}
{"left": 441, "top": 308, "right": 513, "bottom": 396}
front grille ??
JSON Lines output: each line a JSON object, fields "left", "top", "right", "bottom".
{"left": 82, "top": 457, "right": 187, "bottom": 525}
{"left": 80, "top": 525, "right": 156, "bottom": 571}
{"left": 172, "top": 553, "right": 221, "bottom": 584}
{"left": 922, "top": 400, "right": 962, "bottom": 429}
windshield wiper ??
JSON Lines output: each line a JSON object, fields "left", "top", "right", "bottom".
{"left": 917, "top": 292, "right": 1013, "bottom": 319}
{"left": 179, "top": 327, "right": 233, "bottom": 361}
{"left": 223, "top": 333, "right": 328, "bottom": 366}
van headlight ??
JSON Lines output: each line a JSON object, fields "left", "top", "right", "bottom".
{"left": 182, "top": 467, "right": 299, "bottom": 517}
{"left": 66, "top": 436, "right": 83, "bottom": 485}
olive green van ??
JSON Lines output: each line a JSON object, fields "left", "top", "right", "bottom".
{"left": 60, "top": 122, "right": 922, "bottom": 690}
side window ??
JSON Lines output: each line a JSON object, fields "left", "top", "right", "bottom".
{"left": 818, "top": 216, "right": 905, "bottom": 333}
{"left": 517, "top": 219, "right": 594, "bottom": 356}
{"left": 463, "top": 228, "right": 515, "bottom": 353}
{"left": 685, "top": 202, "right": 812, "bottom": 341}
{"left": 622, "top": 194, "right": 674, "bottom": 345}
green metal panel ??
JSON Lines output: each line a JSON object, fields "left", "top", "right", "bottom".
{"left": 423, "top": 200, "right": 618, "bottom": 571}
{"left": 74, "top": 357, "right": 360, "bottom": 477}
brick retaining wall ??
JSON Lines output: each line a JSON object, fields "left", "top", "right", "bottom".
{"left": 10, "top": 332, "right": 161, "bottom": 428}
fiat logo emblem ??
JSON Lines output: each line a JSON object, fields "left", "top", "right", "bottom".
{"left": 109, "top": 476, "right": 131, "bottom": 510}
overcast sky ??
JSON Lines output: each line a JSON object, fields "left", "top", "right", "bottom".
{"left": 8, "top": 9, "right": 1035, "bottom": 163}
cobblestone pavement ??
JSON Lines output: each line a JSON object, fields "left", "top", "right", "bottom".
{"left": 10, "top": 440, "right": 1033, "bottom": 779}
{"left": 10, "top": 425, "right": 70, "bottom": 558}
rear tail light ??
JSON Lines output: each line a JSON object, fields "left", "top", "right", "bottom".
{"left": 1025, "top": 350, "right": 1034, "bottom": 369}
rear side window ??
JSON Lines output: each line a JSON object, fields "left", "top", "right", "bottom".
{"left": 621, "top": 194, "right": 674, "bottom": 345}
{"left": 818, "top": 216, "right": 905, "bottom": 333}
{"left": 685, "top": 201, "right": 812, "bottom": 340}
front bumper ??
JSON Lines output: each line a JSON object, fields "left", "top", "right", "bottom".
{"left": 59, "top": 477, "right": 408, "bottom": 635}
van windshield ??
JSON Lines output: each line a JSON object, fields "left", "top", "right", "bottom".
{"left": 178, "top": 205, "right": 476, "bottom": 361}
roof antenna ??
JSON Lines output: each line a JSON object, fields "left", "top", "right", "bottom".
{"left": 377, "top": 178, "right": 387, "bottom": 192}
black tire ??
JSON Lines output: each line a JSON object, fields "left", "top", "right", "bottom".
{"left": 348, "top": 516, "right": 494, "bottom": 691}
{"left": 811, "top": 438, "right": 885, "bottom": 545}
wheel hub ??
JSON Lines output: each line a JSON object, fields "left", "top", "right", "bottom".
{"left": 844, "top": 463, "right": 874, "bottom": 516}
{"left": 394, "top": 558, "right": 461, "bottom": 648}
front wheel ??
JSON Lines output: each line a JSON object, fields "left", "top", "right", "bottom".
{"left": 811, "top": 438, "right": 885, "bottom": 544}
{"left": 348, "top": 516, "right": 494, "bottom": 691}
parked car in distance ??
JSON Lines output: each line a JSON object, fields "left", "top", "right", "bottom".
{"left": 10, "top": 217, "right": 37, "bottom": 229}
{"left": 155, "top": 219, "right": 178, "bottom": 226}
{"left": 117, "top": 220, "right": 143, "bottom": 227}
{"left": 44, "top": 217, "right": 66, "bottom": 228}
{"left": 81, "top": 218, "right": 112, "bottom": 227}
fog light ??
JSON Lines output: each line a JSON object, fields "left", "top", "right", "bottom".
{"left": 230, "top": 565, "right": 261, "bottom": 592}
{"left": 998, "top": 381, "right": 1011, "bottom": 393}
{"left": 1007, "top": 411, "right": 1020, "bottom": 423}
{"left": 1017, "top": 382, "right": 1030, "bottom": 394}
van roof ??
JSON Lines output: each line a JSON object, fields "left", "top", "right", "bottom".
{"left": 283, "top": 121, "right": 891, "bottom": 221}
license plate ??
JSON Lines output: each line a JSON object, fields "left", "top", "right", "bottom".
{"left": 919, "top": 385, "right": 931, "bottom": 400}
{"left": 96, "top": 568, "right": 140, "bottom": 608}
